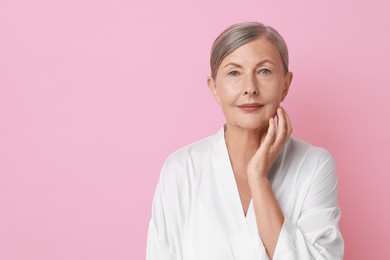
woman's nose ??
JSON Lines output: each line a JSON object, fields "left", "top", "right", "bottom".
{"left": 243, "top": 75, "right": 259, "bottom": 95}
{"left": 244, "top": 89, "right": 258, "bottom": 95}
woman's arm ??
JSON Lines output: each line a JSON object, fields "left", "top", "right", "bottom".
{"left": 247, "top": 107, "right": 343, "bottom": 259}
{"left": 247, "top": 107, "right": 291, "bottom": 259}
{"left": 249, "top": 176, "right": 284, "bottom": 259}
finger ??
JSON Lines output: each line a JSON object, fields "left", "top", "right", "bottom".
{"left": 261, "top": 129, "right": 267, "bottom": 143}
{"left": 273, "top": 107, "right": 287, "bottom": 146}
{"left": 283, "top": 108, "right": 293, "bottom": 136}
{"left": 263, "top": 117, "right": 276, "bottom": 147}
{"left": 279, "top": 107, "right": 292, "bottom": 137}
{"left": 252, "top": 118, "right": 274, "bottom": 161}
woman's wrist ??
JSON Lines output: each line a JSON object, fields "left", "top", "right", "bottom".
{"left": 248, "top": 174, "right": 270, "bottom": 189}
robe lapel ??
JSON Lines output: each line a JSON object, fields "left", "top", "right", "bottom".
{"left": 211, "top": 127, "right": 259, "bottom": 259}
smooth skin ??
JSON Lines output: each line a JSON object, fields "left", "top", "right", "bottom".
{"left": 207, "top": 37, "right": 293, "bottom": 259}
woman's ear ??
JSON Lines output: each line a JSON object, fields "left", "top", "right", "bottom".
{"left": 281, "top": 72, "right": 293, "bottom": 102}
{"left": 207, "top": 76, "right": 221, "bottom": 105}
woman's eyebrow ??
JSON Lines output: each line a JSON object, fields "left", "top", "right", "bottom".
{"left": 223, "top": 62, "right": 242, "bottom": 69}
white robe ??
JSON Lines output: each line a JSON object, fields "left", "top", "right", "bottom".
{"left": 146, "top": 126, "right": 344, "bottom": 259}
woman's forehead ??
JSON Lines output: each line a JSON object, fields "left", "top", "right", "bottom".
{"left": 221, "top": 38, "right": 282, "bottom": 66}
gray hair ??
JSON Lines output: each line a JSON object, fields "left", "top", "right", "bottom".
{"left": 210, "top": 22, "right": 289, "bottom": 79}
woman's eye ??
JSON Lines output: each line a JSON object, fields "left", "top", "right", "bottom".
{"left": 228, "top": 71, "right": 239, "bottom": 77}
{"left": 259, "top": 69, "right": 271, "bottom": 75}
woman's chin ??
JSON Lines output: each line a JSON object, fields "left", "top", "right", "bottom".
{"left": 230, "top": 120, "right": 268, "bottom": 131}
{"left": 242, "top": 124, "right": 266, "bottom": 131}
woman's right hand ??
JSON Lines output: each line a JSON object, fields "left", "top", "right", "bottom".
{"left": 247, "top": 107, "right": 292, "bottom": 181}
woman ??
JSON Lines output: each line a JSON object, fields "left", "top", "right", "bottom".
{"left": 146, "top": 22, "right": 344, "bottom": 259}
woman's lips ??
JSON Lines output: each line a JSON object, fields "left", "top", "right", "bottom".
{"left": 238, "top": 103, "right": 263, "bottom": 112}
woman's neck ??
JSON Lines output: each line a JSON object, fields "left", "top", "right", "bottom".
{"left": 224, "top": 124, "right": 267, "bottom": 175}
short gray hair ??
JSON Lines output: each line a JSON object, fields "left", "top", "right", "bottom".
{"left": 210, "top": 22, "right": 289, "bottom": 79}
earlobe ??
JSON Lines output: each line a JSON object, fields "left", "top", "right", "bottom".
{"left": 207, "top": 76, "right": 221, "bottom": 105}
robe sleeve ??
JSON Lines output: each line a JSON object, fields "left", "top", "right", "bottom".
{"left": 146, "top": 157, "right": 188, "bottom": 260}
{"left": 273, "top": 153, "right": 344, "bottom": 260}
{"left": 146, "top": 219, "right": 176, "bottom": 260}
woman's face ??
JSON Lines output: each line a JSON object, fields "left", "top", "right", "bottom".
{"left": 208, "top": 37, "right": 293, "bottom": 131}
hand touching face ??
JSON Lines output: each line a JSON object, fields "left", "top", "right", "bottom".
{"left": 247, "top": 107, "right": 293, "bottom": 179}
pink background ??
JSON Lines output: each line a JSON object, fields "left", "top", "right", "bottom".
{"left": 1, "top": 0, "right": 389, "bottom": 259}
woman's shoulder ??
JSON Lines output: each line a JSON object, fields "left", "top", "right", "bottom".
{"left": 166, "top": 135, "right": 214, "bottom": 164}
{"left": 283, "top": 137, "right": 337, "bottom": 178}
{"left": 159, "top": 131, "right": 218, "bottom": 181}
{"left": 287, "top": 137, "right": 334, "bottom": 161}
